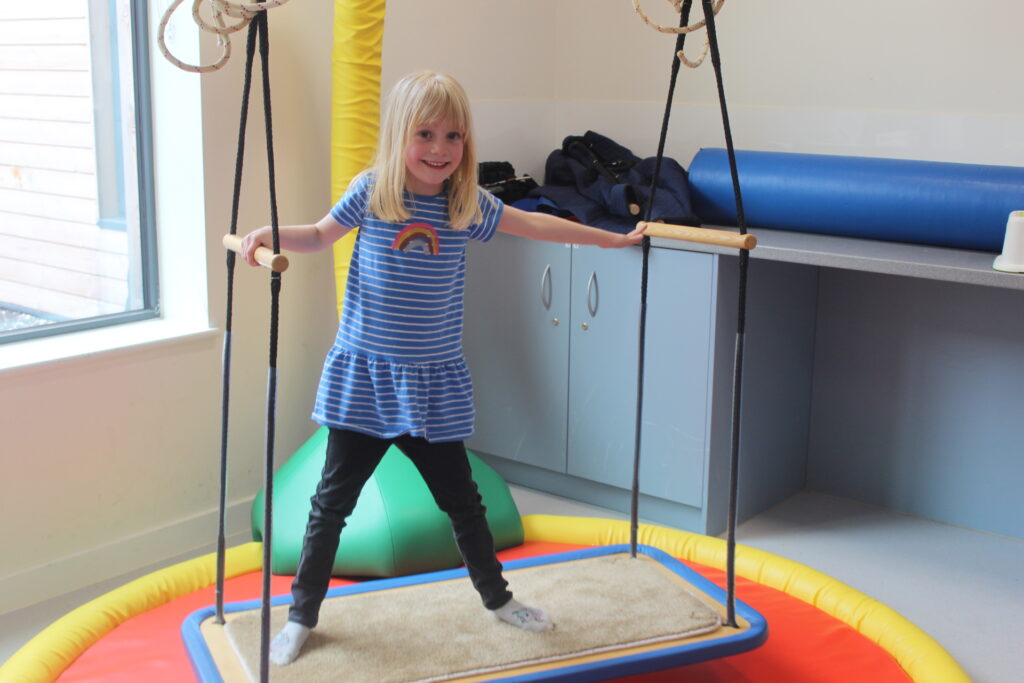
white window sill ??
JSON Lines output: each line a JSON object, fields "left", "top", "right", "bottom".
{"left": 0, "top": 317, "right": 219, "bottom": 377}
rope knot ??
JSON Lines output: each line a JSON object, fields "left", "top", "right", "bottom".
{"left": 632, "top": 0, "right": 725, "bottom": 69}
{"left": 158, "top": 0, "right": 292, "bottom": 73}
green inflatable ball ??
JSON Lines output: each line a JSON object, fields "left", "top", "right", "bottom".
{"left": 251, "top": 426, "right": 524, "bottom": 577}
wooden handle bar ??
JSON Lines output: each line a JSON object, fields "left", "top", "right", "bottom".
{"left": 639, "top": 222, "right": 757, "bottom": 251}
{"left": 222, "top": 234, "right": 289, "bottom": 272}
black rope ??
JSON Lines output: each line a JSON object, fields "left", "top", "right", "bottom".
{"left": 702, "top": 0, "right": 750, "bottom": 629}
{"left": 215, "top": 5, "right": 260, "bottom": 627}
{"left": 641, "top": 1, "right": 693, "bottom": 226}
{"left": 254, "top": 9, "right": 282, "bottom": 681}
{"left": 628, "top": 0, "right": 752, "bottom": 631}
{"left": 630, "top": 0, "right": 694, "bottom": 559}
{"left": 211, "top": 6, "right": 281, "bottom": 679}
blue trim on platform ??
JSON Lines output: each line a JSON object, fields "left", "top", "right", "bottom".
{"left": 182, "top": 545, "right": 767, "bottom": 682}
{"left": 181, "top": 608, "right": 224, "bottom": 683}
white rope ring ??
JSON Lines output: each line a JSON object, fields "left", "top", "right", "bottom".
{"left": 632, "top": 0, "right": 725, "bottom": 35}
{"left": 190, "top": 0, "right": 253, "bottom": 38}
{"left": 678, "top": 37, "right": 710, "bottom": 69}
{"left": 632, "top": 0, "right": 724, "bottom": 69}
{"left": 158, "top": 0, "right": 291, "bottom": 73}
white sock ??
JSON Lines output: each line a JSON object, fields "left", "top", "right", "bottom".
{"left": 269, "top": 621, "right": 311, "bottom": 666}
{"left": 492, "top": 598, "right": 554, "bottom": 632}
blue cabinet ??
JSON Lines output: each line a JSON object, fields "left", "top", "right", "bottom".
{"left": 463, "top": 236, "right": 570, "bottom": 473}
{"left": 464, "top": 234, "right": 717, "bottom": 514}
{"left": 637, "top": 248, "right": 715, "bottom": 509}
{"left": 564, "top": 244, "right": 642, "bottom": 489}
{"left": 565, "top": 245, "right": 715, "bottom": 512}
{"left": 466, "top": 233, "right": 823, "bottom": 534}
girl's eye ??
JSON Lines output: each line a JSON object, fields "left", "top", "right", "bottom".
{"left": 447, "top": 132, "right": 462, "bottom": 141}
{"left": 416, "top": 130, "right": 432, "bottom": 140}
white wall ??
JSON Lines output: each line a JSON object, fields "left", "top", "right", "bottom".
{"left": 3, "top": 0, "right": 1022, "bottom": 614}
{"left": 384, "top": 0, "right": 1024, "bottom": 173}
{"left": 0, "top": 1, "right": 338, "bottom": 614}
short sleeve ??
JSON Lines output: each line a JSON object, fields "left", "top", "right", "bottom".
{"left": 468, "top": 188, "right": 504, "bottom": 242}
{"left": 330, "top": 173, "right": 372, "bottom": 229}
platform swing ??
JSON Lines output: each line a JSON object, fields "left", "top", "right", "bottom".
{"left": 197, "top": 1, "right": 766, "bottom": 681}
{"left": 197, "top": 2, "right": 765, "bottom": 681}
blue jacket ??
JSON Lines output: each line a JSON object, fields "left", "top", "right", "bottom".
{"left": 530, "top": 131, "right": 699, "bottom": 234}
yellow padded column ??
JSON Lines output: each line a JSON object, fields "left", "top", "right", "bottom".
{"left": 331, "top": 0, "right": 387, "bottom": 318}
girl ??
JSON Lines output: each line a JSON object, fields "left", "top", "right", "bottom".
{"left": 241, "top": 71, "right": 644, "bottom": 666}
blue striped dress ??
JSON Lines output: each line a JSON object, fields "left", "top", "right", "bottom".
{"left": 311, "top": 174, "right": 504, "bottom": 442}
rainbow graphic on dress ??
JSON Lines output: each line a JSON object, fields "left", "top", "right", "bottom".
{"left": 391, "top": 222, "right": 440, "bottom": 255}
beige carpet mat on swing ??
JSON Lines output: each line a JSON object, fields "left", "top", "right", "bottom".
{"left": 211, "top": 552, "right": 726, "bottom": 682}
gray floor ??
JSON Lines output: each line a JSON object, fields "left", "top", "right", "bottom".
{"left": 3, "top": 490, "right": 1021, "bottom": 682}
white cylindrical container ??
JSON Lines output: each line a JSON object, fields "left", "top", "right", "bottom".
{"left": 993, "top": 211, "right": 1024, "bottom": 273}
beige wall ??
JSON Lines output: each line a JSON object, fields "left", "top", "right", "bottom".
{"left": 385, "top": 0, "right": 1024, "bottom": 173}
{"left": 0, "top": 1, "right": 338, "bottom": 613}
{"left": 3, "top": 0, "right": 1023, "bottom": 613}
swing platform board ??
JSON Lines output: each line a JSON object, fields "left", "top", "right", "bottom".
{"left": 182, "top": 544, "right": 767, "bottom": 682}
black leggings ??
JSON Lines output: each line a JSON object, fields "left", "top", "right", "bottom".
{"left": 288, "top": 428, "right": 513, "bottom": 627}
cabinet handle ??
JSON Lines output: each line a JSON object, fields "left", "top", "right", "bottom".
{"left": 586, "top": 271, "right": 599, "bottom": 317}
{"left": 540, "top": 264, "right": 552, "bottom": 310}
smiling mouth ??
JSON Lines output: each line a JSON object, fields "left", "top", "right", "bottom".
{"left": 422, "top": 160, "right": 448, "bottom": 169}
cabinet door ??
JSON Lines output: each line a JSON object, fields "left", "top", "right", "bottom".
{"left": 639, "top": 248, "right": 713, "bottom": 507}
{"left": 566, "top": 244, "right": 642, "bottom": 488}
{"left": 464, "top": 234, "right": 570, "bottom": 472}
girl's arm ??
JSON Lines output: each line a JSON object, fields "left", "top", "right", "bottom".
{"left": 496, "top": 205, "right": 644, "bottom": 248}
{"left": 239, "top": 212, "right": 351, "bottom": 267}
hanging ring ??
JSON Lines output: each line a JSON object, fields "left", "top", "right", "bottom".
{"left": 678, "top": 36, "right": 711, "bottom": 68}
{"left": 632, "top": 0, "right": 725, "bottom": 35}
{"left": 632, "top": 0, "right": 724, "bottom": 69}
{"left": 158, "top": 0, "right": 292, "bottom": 73}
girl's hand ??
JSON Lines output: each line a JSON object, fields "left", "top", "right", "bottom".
{"left": 601, "top": 223, "right": 646, "bottom": 248}
{"left": 239, "top": 227, "right": 273, "bottom": 267}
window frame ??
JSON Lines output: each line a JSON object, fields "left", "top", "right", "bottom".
{"left": 0, "top": 0, "right": 159, "bottom": 346}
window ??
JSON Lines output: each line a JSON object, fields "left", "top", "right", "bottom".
{"left": 0, "top": 0, "right": 156, "bottom": 344}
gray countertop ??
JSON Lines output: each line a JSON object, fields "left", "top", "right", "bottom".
{"left": 651, "top": 226, "right": 1024, "bottom": 291}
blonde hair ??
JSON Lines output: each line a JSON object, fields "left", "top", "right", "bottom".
{"left": 369, "top": 71, "right": 483, "bottom": 230}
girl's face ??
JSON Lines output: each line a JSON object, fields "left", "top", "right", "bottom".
{"left": 404, "top": 118, "right": 464, "bottom": 196}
